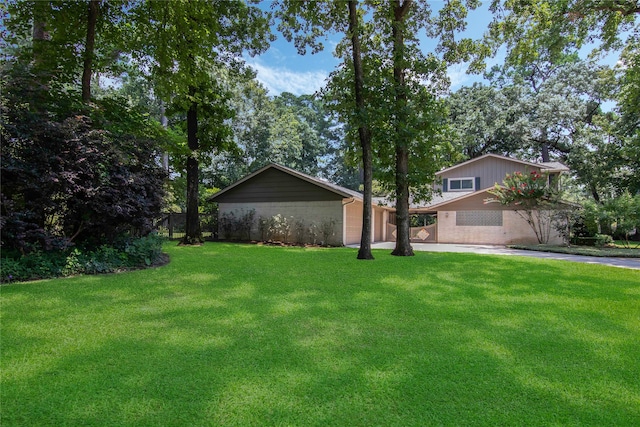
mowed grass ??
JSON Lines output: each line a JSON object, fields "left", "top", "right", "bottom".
{"left": 2, "top": 243, "right": 639, "bottom": 426}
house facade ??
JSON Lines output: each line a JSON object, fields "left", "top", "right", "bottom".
{"left": 210, "top": 155, "right": 569, "bottom": 246}
{"left": 409, "top": 154, "right": 569, "bottom": 245}
{"left": 209, "top": 163, "right": 391, "bottom": 246}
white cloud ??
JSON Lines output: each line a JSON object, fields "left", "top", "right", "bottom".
{"left": 249, "top": 58, "right": 482, "bottom": 96}
{"left": 248, "top": 60, "right": 330, "bottom": 96}
{"left": 447, "top": 63, "right": 473, "bottom": 90}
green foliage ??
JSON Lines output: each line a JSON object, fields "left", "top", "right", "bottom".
{"left": 268, "top": 214, "right": 293, "bottom": 243}
{"left": 446, "top": 83, "right": 519, "bottom": 161}
{"left": 595, "top": 233, "right": 615, "bottom": 247}
{"left": 488, "top": 170, "right": 554, "bottom": 207}
{"left": 206, "top": 87, "right": 345, "bottom": 191}
{"left": 123, "top": 0, "right": 273, "bottom": 244}
{"left": 126, "top": 0, "right": 273, "bottom": 154}
{"left": 0, "top": 249, "right": 66, "bottom": 283}
{"left": 257, "top": 214, "right": 296, "bottom": 244}
{"left": 488, "top": 170, "right": 562, "bottom": 243}
{"left": 323, "top": 1, "right": 458, "bottom": 203}
{"left": 277, "top": 0, "right": 484, "bottom": 256}
{"left": 255, "top": 215, "right": 336, "bottom": 246}
{"left": 581, "top": 193, "right": 640, "bottom": 246}
{"left": 483, "top": 0, "right": 639, "bottom": 198}
{"left": 124, "top": 233, "right": 165, "bottom": 267}
{"left": 1, "top": 234, "right": 165, "bottom": 283}
{"left": 1, "top": 83, "right": 167, "bottom": 251}
{"left": 569, "top": 234, "right": 615, "bottom": 248}
{"left": 485, "top": 0, "right": 638, "bottom": 66}
{"left": 604, "top": 191, "right": 640, "bottom": 243}
{"left": 319, "top": 217, "right": 337, "bottom": 245}
{"left": 550, "top": 207, "right": 582, "bottom": 246}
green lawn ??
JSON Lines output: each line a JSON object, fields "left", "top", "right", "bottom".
{"left": 2, "top": 243, "right": 639, "bottom": 426}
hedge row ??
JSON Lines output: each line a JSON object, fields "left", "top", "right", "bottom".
{"left": 1, "top": 234, "right": 165, "bottom": 283}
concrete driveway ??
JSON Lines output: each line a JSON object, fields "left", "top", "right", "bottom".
{"left": 357, "top": 242, "right": 640, "bottom": 270}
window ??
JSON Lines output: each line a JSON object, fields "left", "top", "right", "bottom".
{"left": 456, "top": 210, "right": 503, "bottom": 226}
{"left": 449, "top": 178, "right": 474, "bottom": 191}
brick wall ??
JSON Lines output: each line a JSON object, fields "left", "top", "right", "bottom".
{"left": 437, "top": 210, "right": 564, "bottom": 245}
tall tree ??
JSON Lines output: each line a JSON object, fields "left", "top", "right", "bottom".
{"left": 204, "top": 87, "right": 342, "bottom": 190}
{"left": 348, "top": 0, "right": 375, "bottom": 259}
{"left": 487, "top": 58, "right": 613, "bottom": 162}
{"left": 446, "top": 83, "right": 520, "bottom": 160}
{"left": 364, "top": 0, "right": 477, "bottom": 256}
{"left": 81, "top": 0, "right": 100, "bottom": 102}
{"left": 484, "top": 0, "right": 640, "bottom": 198}
{"left": 5, "top": 0, "right": 129, "bottom": 104}
{"left": 281, "top": 0, "right": 481, "bottom": 257}
{"left": 127, "top": 0, "right": 272, "bottom": 244}
{"left": 389, "top": 0, "right": 415, "bottom": 256}
{"left": 1, "top": 60, "right": 168, "bottom": 252}
{"left": 275, "top": 0, "right": 376, "bottom": 259}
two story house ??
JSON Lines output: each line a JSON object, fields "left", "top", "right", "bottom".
{"left": 400, "top": 153, "right": 569, "bottom": 245}
{"left": 210, "top": 154, "right": 569, "bottom": 246}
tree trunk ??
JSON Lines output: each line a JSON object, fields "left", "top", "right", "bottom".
{"left": 349, "top": 0, "right": 374, "bottom": 260}
{"left": 82, "top": 0, "right": 99, "bottom": 103}
{"left": 182, "top": 88, "right": 203, "bottom": 245}
{"left": 390, "top": 0, "right": 414, "bottom": 257}
{"left": 32, "top": 2, "right": 49, "bottom": 68}
{"left": 160, "top": 101, "right": 170, "bottom": 171}
{"left": 541, "top": 141, "right": 550, "bottom": 162}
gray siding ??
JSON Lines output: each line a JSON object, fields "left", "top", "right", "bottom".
{"left": 214, "top": 168, "right": 345, "bottom": 203}
{"left": 439, "top": 157, "right": 543, "bottom": 191}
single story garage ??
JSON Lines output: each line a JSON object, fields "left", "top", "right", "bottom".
{"left": 209, "top": 163, "right": 391, "bottom": 246}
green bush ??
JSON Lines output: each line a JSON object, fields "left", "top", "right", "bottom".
{"left": 124, "top": 233, "right": 164, "bottom": 266}
{"left": 570, "top": 234, "right": 614, "bottom": 247}
{"left": 595, "top": 234, "right": 614, "bottom": 247}
{"left": 1, "top": 234, "right": 165, "bottom": 283}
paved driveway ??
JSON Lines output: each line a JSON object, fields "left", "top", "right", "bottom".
{"left": 359, "top": 242, "right": 640, "bottom": 270}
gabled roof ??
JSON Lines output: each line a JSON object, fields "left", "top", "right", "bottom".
{"left": 412, "top": 190, "right": 476, "bottom": 210}
{"left": 209, "top": 163, "right": 364, "bottom": 201}
{"left": 411, "top": 189, "right": 492, "bottom": 212}
{"left": 411, "top": 187, "right": 578, "bottom": 212}
{"left": 376, "top": 190, "right": 477, "bottom": 210}
{"left": 539, "top": 161, "right": 570, "bottom": 172}
{"left": 436, "top": 153, "right": 569, "bottom": 176}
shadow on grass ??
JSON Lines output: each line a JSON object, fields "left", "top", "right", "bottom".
{"left": 2, "top": 243, "right": 639, "bottom": 426}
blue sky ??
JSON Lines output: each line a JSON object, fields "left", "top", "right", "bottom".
{"left": 247, "top": 2, "right": 626, "bottom": 98}
{"left": 247, "top": 1, "right": 497, "bottom": 96}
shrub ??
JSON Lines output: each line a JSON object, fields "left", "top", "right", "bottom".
{"left": 308, "top": 222, "right": 319, "bottom": 245}
{"left": 1, "top": 234, "right": 165, "bottom": 283}
{"left": 320, "top": 219, "right": 337, "bottom": 246}
{"left": 258, "top": 216, "right": 274, "bottom": 241}
{"left": 294, "top": 219, "right": 306, "bottom": 244}
{"left": 124, "top": 233, "right": 164, "bottom": 266}
{"left": 595, "top": 234, "right": 614, "bottom": 248}
{"left": 487, "top": 171, "right": 561, "bottom": 244}
{"left": 269, "top": 214, "right": 292, "bottom": 243}
{"left": 219, "top": 209, "right": 256, "bottom": 240}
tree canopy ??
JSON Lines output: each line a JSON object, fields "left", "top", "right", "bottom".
{"left": 2, "top": 0, "right": 637, "bottom": 264}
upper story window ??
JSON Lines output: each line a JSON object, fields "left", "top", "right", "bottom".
{"left": 449, "top": 177, "right": 474, "bottom": 191}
